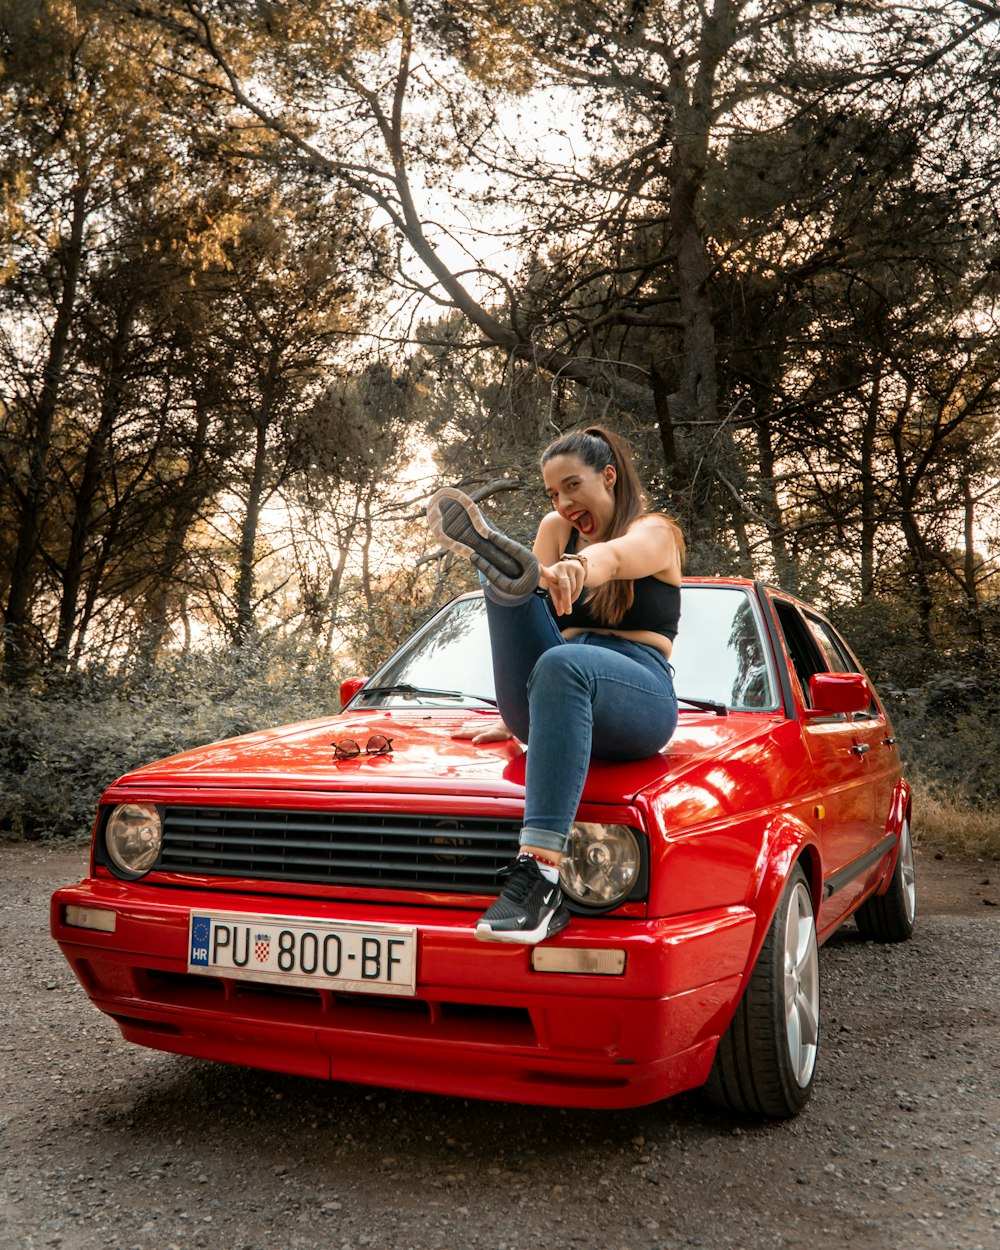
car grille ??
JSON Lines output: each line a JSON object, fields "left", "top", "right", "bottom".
{"left": 154, "top": 806, "right": 521, "bottom": 893}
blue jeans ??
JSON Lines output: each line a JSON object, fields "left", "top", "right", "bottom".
{"left": 482, "top": 586, "right": 678, "bottom": 854}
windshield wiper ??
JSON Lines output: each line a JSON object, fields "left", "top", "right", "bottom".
{"left": 360, "top": 683, "right": 498, "bottom": 707}
{"left": 677, "top": 696, "right": 729, "bottom": 716}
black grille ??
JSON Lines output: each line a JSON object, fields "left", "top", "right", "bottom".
{"left": 155, "top": 806, "right": 521, "bottom": 893}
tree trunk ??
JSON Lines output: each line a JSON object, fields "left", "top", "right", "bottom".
{"left": 889, "top": 386, "right": 934, "bottom": 640}
{"left": 962, "top": 473, "right": 983, "bottom": 642}
{"left": 859, "top": 377, "right": 881, "bottom": 601}
{"left": 663, "top": 1, "right": 737, "bottom": 432}
{"left": 233, "top": 394, "right": 273, "bottom": 647}
{"left": 139, "top": 399, "right": 216, "bottom": 663}
{"left": 753, "top": 414, "right": 793, "bottom": 585}
{"left": 53, "top": 305, "right": 135, "bottom": 668}
{"left": 3, "top": 181, "right": 88, "bottom": 679}
{"left": 650, "top": 358, "right": 678, "bottom": 475}
{"left": 359, "top": 496, "right": 375, "bottom": 612}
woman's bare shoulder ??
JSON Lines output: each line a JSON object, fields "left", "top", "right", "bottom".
{"left": 624, "top": 512, "right": 684, "bottom": 578}
{"left": 537, "top": 509, "right": 570, "bottom": 536}
{"left": 627, "top": 512, "right": 679, "bottom": 536}
{"left": 534, "top": 509, "right": 572, "bottom": 562}
{"left": 536, "top": 510, "right": 573, "bottom": 545}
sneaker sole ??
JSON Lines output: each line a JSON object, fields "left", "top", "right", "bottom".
{"left": 474, "top": 906, "right": 570, "bottom": 945}
{"left": 427, "top": 487, "right": 540, "bottom": 598}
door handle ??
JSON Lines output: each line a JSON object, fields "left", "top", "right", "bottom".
{"left": 851, "top": 742, "right": 870, "bottom": 756}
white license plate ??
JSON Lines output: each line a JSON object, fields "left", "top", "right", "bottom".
{"left": 187, "top": 911, "right": 417, "bottom": 996}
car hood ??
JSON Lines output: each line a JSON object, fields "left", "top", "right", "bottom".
{"left": 109, "top": 709, "right": 778, "bottom": 805}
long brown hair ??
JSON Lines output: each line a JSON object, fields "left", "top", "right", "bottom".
{"left": 540, "top": 424, "right": 683, "bottom": 626}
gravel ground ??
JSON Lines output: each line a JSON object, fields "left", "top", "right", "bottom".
{"left": 2, "top": 841, "right": 998, "bottom": 1250}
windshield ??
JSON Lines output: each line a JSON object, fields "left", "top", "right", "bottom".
{"left": 671, "top": 585, "right": 779, "bottom": 710}
{"left": 353, "top": 586, "right": 779, "bottom": 712}
{"left": 353, "top": 596, "right": 497, "bottom": 708}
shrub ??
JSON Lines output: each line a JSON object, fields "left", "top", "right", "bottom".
{"left": 832, "top": 600, "right": 1000, "bottom": 813}
{"left": 0, "top": 642, "right": 342, "bottom": 841}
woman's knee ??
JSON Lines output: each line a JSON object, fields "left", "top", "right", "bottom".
{"left": 527, "top": 646, "right": 587, "bottom": 699}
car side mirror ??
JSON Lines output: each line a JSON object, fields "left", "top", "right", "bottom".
{"left": 339, "top": 676, "right": 368, "bottom": 707}
{"left": 807, "top": 672, "right": 871, "bottom": 715}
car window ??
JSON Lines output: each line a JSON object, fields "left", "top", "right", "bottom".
{"left": 772, "top": 599, "right": 826, "bottom": 707}
{"left": 803, "top": 610, "right": 879, "bottom": 718}
{"left": 667, "top": 586, "right": 780, "bottom": 711}
{"left": 354, "top": 596, "right": 497, "bottom": 708}
{"left": 804, "top": 613, "right": 851, "bottom": 673}
{"left": 773, "top": 599, "right": 877, "bottom": 717}
{"left": 357, "top": 587, "right": 779, "bottom": 712}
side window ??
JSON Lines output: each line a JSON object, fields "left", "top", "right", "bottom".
{"left": 803, "top": 611, "right": 879, "bottom": 718}
{"left": 774, "top": 599, "right": 879, "bottom": 717}
{"left": 772, "top": 600, "right": 826, "bottom": 707}
{"left": 803, "top": 614, "right": 851, "bottom": 673}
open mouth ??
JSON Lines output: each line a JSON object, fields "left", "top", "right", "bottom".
{"left": 568, "top": 510, "right": 595, "bottom": 535}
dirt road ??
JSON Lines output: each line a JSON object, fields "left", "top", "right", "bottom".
{"left": 2, "top": 841, "right": 998, "bottom": 1250}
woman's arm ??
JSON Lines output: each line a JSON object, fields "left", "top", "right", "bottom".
{"left": 573, "top": 516, "right": 680, "bottom": 584}
{"left": 542, "top": 516, "right": 680, "bottom": 615}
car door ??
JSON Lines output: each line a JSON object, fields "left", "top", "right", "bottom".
{"left": 771, "top": 598, "right": 885, "bottom": 926}
{"left": 802, "top": 609, "right": 900, "bottom": 869}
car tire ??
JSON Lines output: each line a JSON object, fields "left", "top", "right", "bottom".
{"left": 853, "top": 817, "right": 916, "bottom": 943}
{"left": 705, "top": 862, "right": 819, "bottom": 1118}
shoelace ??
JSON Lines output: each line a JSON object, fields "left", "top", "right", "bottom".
{"left": 499, "top": 859, "right": 546, "bottom": 902}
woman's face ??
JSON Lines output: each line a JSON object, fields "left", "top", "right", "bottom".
{"left": 542, "top": 453, "right": 617, "bottom": 540}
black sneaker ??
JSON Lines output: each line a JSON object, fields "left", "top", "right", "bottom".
{"left": 475, "top": 857, "right": 570, "bottom": 944}
{"left": 426, "top": 487, "right": 540, "bottom": 598}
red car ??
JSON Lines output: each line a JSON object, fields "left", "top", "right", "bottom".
{"left": 51, "top": 579, "right": 915, "bottom": 1118}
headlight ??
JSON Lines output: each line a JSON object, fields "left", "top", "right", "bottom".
{"left": 104, "top": 803, "right": 163, "bottom": 877}
{"left": 560, "top": 823, "right": 641, "bottom": 908}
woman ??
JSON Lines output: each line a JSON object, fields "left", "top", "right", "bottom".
{"left": 426, "top": 425, "right": 682, "bottom": 944}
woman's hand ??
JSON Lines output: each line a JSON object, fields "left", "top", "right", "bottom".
{"left": 540, "top": 557, "right": 587, "bottom": 616}
{"left": 451, "top": 717, "right": 516, "bottom": 744}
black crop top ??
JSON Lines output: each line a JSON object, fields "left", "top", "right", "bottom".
{"left": 546, "top": 534, "right": 681, "bottom": 641}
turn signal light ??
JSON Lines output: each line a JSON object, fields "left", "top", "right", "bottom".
{"left": 531, "top": 948, "right": 626, "bottom": 975}
{"left": 64, "top": 905, "right": 117, "bottom": 933}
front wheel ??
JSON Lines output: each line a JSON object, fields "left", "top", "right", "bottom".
{"left": 705, "top": 863, "right": 819, "bottom": 1118}
{"left": 854, "top": 817, "right": 916, "bottom": 942}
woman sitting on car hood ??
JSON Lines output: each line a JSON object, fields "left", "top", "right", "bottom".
{"left": 427, "top": 424, "right": 683, "bottom": 945}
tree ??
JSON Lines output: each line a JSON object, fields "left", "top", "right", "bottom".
{"left": 106, "top": 2, "right": 999, "bottom": 565}
{"left": 0, "top": 0, "right": 218, "bottom": 675}
{"left": 1, "top": 2, "right": 393, "bottom": 672}
{"left": 5, "top": 0, "right": 999, "bottom": 673}
{"left": 185, "top": 177, "right": 390, "bottom": 646}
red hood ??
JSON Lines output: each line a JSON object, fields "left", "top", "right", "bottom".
{"left": 109, "top": 709, "right": 777, "bottom": 805}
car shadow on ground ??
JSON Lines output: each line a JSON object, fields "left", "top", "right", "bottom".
{"left": 91, "top": 1048, "right": 764, "bottom": 1174}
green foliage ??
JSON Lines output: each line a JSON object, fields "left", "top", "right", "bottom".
{"left": 831, "top": 597, "right": 1000, "bottom": 807}
{"left": 0, "top": 642, "right": 343, "bottom": 841}
{"left": 879, "top": 668, "right": 1000, "bottom": 809}
{"left": 338, "top": 559, "right": 475, "bottom": 676}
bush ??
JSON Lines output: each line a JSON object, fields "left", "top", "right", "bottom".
{"left": 0, "top": 642, "right": 343, "bottom": 841}
{"left": 832, "top": 599, "right": 1000, "bottom": 811}
{"left": 879, "top": 671, "right": 1000, "bottom": 809}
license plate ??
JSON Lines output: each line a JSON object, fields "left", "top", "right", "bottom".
{"left": 187, "top": 911, "right": 417, "bottom": 996}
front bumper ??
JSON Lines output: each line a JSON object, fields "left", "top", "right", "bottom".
{"left": 51, "top": 878, "right": 755, "bottom": 1109}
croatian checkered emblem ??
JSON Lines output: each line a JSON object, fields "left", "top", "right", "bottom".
{"left": 254, "top": 932, "right": 271, "bottom": 963}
